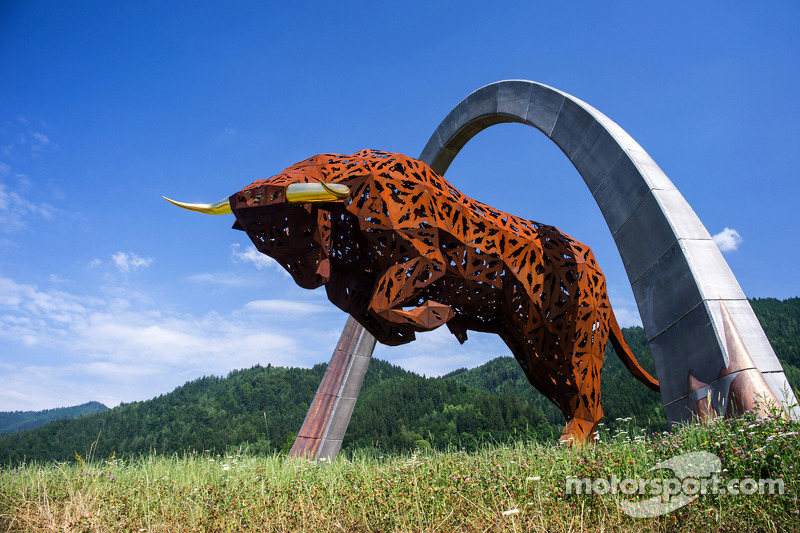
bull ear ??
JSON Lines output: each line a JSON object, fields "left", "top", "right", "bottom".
{"left": 163, "top": 197, "right": 233, "bottom": 215}
{"left": 285, "top": 182, "right": 350, "bottom": 204}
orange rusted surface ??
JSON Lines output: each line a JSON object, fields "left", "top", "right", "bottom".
{"left": 288, "top": 379, "right": 338, "bottom": 459}
{"left": 231, "top": 150, "right": 660, "bottom": 444}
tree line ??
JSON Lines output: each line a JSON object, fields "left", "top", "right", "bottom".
{"left": 0, "top": 402, "right": 108, "bottom": 435}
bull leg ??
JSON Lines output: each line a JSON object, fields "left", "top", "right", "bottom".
{"left": 502, "top": 333, "right": 603, "bottom": 445}
{"left": 557, "top": 355, "right": 604, "bottom": 445}
{"left": 522, "top": 363, "right": 601, "bottom": 446}
{"left": 368, "top": 255, "right": 453, "bottom": 331}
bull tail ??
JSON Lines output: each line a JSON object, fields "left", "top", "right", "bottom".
{"left": 608, "top": 311, "right": 660, "bottom": 392}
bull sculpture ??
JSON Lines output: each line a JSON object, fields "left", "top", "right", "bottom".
{"left": 166, "top": 149, "right": 659, "bottom": 443}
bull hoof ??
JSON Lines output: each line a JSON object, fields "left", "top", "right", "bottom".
{"left": 559, "top": 417, "right": 599, "bottom": 446}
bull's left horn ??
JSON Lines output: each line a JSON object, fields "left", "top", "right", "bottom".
{"left": 285, "top": 182, "right": 350, "bottom": 203}
{"left": 162, "top": 197, "right": 232, "bottom": 215}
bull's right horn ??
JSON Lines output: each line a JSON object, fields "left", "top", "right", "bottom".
{"left": 285, "top": 182, "right": 350, "bottom": 203}
{"left": 163, "top": 196, "right": 233, "bottom": 215}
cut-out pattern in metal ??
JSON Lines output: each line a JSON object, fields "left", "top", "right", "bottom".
{"left": 228, "top": 150, "right": 660, "bottom": 443}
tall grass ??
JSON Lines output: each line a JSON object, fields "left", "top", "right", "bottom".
{"left": 1, "top": 409, "right": 798, "bottom": 532}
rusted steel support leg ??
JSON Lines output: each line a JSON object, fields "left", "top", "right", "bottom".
{"left": 288, "top": 316, "right": 377, "bottom": 460}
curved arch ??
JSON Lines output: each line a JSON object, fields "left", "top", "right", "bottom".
{"left": 417, "top": 80, "right": 795, "bottom": 421}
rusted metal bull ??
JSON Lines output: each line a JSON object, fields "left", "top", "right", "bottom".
{"left": 166, "top": 149, "right": 659, "bottom": 443}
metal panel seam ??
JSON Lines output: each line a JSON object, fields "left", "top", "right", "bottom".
{"left": 546, "top": 96, "right": 566, "bottom": 138}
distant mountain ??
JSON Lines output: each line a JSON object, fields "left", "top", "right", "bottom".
{"left": 0, "top": 298, "right": 796, "bottom": 464}
{"left": 0, "top": 402, "right": 108, "bottom": 435}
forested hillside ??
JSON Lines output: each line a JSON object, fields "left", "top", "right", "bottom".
{"left": 0, "top": 402, "right": 108, "bottom": 435}
{"left": 442, "top": 327, "right": 666, "bottom": 436}
{"left": 0, "top": 364, "right": 326, "bottom": 463}
{"left": 0, "top": 298, "right": 797, "bottom": 464}
{"left": 750, "top": 297, "right": 800, "bottom": 391}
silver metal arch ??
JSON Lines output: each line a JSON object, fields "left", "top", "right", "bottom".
{"left": 416, "top": 79, "right": 796, "bottom": 421}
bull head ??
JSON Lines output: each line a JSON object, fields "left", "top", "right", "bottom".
{"left": 164, "top": 180, "right": 351, "bottom": 289}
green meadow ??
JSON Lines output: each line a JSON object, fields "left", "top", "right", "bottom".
{"left": 2, "top": 409, "right": 798, "bottom": 533}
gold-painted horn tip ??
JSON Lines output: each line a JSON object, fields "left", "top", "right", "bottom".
{"left": 162, "top": 196, "right": 232, "bottom": 215}
{"left": 319, "top": 181, "right": 350, "bottom": 199}
{"left": 285, "top": 182, "right": 351, "bottom": 203}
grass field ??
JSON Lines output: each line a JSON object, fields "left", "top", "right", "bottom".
{"left": 1, "top": 409, "right": 798, "bottom": 532}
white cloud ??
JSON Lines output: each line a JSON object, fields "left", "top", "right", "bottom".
{"left": 15, "top": 116, "right": 55, "bottom": 153}
{"left": 15, "top": 173, "right": 32, "bottom": 190}
{"left": 0, "top": 171, "right": 58, "bottom": 232}
{"left": 607, "top": 289, "right": 643, "bottom": 328}
{"left": 31, "top": 132, "right": 50, "bottom": 148}
{"left": 375, "top": 326, "right": 508, "bottom": 378}
{"left": 185, "top": 272, "right": 253, "bottom": 287}
{"left": 243, "top": 299, "right": 331, "bottom": 315}
{"left": 111, "top": 251, "right": 153, "bottom": 273}
{"left": 5, "top": 117, "right": 55, "bottom": 154}
{"left": 0, "top": 274, "right": 328, "bottom": 410}
{"left": 231, "top": 243, "right": 282, "bottom": 272}
{"left": 0, "top": 277, "right": 97, "bottom": 349}
{"left": 218, "top": 127, "right": 237, "bottom": 141}
{"left": 713, "top": 227, "right": 743, "bottom": 253}
{"left": 0, "top": 181, "right": 12, "bottom": 212}
{"left": 613, "top": 307, "right": 643, "bottom": 328}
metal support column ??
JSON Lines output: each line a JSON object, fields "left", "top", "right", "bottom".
{"left": 288, "top": 316, "right": 376, "bottom": 460}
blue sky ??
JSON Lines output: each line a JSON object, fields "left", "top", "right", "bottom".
{"left": 1, "top": 1, "right": 798, "bottom": 411}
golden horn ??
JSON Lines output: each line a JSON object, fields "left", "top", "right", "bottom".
{"left": 162, "top": 196, "right": 232, "bottom": 215}
{"left": 319, "top": 180, "right": 350, "bottom": 198}
{"left": 285, "top": 182, "right": 350, "bottom": 203}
